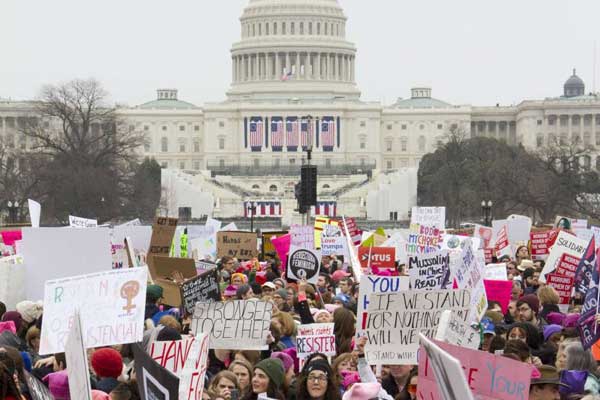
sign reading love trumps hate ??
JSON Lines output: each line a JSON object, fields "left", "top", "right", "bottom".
{"left": 40, "top": 267, "right": 148, "bottom": 355}
{"left": 296, "top": 323, "right": 336, "bottom": 359}
{"left": 364, "top": 288, "right": 470, "bottom": 365}
{"left": 191, "top": 300, "right": 272, "bottom": 350}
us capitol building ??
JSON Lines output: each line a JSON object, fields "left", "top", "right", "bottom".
{"left": 2, "top": 0, "right": 600, "bottom": 225}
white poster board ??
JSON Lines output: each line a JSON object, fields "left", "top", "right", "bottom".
{"left": 411, "top": 207, "right": 446, "bottom": 230}
{"left": 21, "top": 227, "right": 113, "bottom": 300}
{"left": 40, "top": 266, "right": 148, "bottom": 355}
{"left": 321, "top": 236, "right": 349, "bottom": 258}
{"left": 540, "top": 231, "right": 589, "bottom": 283}
{"left": 382, "top": 233, "right": 409, "bottom": 265}
{"left": 28, "top": 199, "right": 41, "bottom": 228}
{"left": 178, "top": 333, "right": 210, "bottom": 400}
{"left": 0, "top": 256, "right": 25, "bottom": 309}
{"left": 483, "top": 263, "right": 508, "bottom": 281}
{"left": 69, "top": 215, "right": 98, "bottom": 228}
{"left": 296, "top": 323, "right": 336, "bottom": 359}
{"left": 435, "top": 310, "right": 480, "bottom": 350}
{"left": 65, "top": 310, "right": 93, "bottom": 400}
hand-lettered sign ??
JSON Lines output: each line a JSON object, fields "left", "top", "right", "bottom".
{"left": 181, "top": 268, "right": 221, "bottom": 315}
{"left": 216, "top": 231, "right": 258, "bottom": 260}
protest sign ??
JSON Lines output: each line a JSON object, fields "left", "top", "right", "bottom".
{"left": 68, "top": 215, "right": 98, "bottom": 228}
{"left": 418, "top": 337, "right": 531, "bottom": 400}
{"left": 411, "top": 207, "right": 445, "bottom": 230}
{"left": 111, "top": 242, "right": 129, "bottom": 270}
{"left": 406, "top": 223, "right": 443, "bottom": 254}
{"left": 336, "top": 216, "right": 362, "bottom": 245}
{"left": 313, "top": 217, "right": 339, "bottom": 248}
{"left": 22, "top": 227, "right": 113, "bottom": 300}
{"left": 291, "top": 225, "right": 315, "bottom": 248}
{"left": 555, "top": 253, "right": 581, "bottom": 279}
{"left": 361, "top": 228, "right": 387, "bottom": 248}
{"left": 440, "top": 234, "right": 481, "bottom": 254}
{"left": 506, "top": 215, "right": 532, "bottom": 245}
{"left": 287, "top": 246, "right": 322, "bottom": 283}
{"left": 356, "top": 275, "right": 410, "bottom": 334}
{"left": 117, "top": 218, "right": 142, "bottom": 227}
{"left": 147, "top": 217, "right": 178, "bottom": 277}
{"left": 0, "top": 256, "right": 25, "bottom": 310}
{"left": 483, "top": 247, "right": 494, "bottom": 264}
{"left": 435, "top": 310, "right": 480, "bottom": 350}
{"left": 191, "top": 300, "right": 272, "bottom": 350}
{"left": 262, "top": 230, "right": 288, "bottom": 256}
{"left": 40, "top": 266, "right": 148, "bottom": 355}
{"left": 25, "top": 371, "right": 54, "bottom": 400}
{"left": 181, "top": 268, "right": 221, "bottom": 315}
{"left": 574, "top": 237, "right": 597, "bottom": 297}
{"left": 358, "top": 246, "right": 396, "bottom": 270}
{"left": 111, "top": 225, "right": 152, "bottom": 258}
{"left": 28, "top": 199, "right": 41, "bottom": 228}
{"left": 494, "top": 225, "right": 511, "bottom": 259}
{"left": 540, "top": 231, "right": 589, "bottom": 283}
{"left": 271, "top": 234, "right": 291, "bottom": 265}
{"left": 364, "top": 288, "right": 470, "bottom": 364}
{"left": 1, "top": 230, "right": 21, "bottom": 247}
{"left": 530, "top": 231, "right": 550, "bottom": 260}
{"left": 221, "top": 222, "right": 238, "bottom": 231}
{"left": 382, "top": 233, "right": 408, "bottom": 265}
{"left": 473, "top": 224, "right": 493, "bottom": 249}
{"left": 408, "top": 250, "right": 450, "bottom": 290}
{"left": 547, "top": 273, "right": 574, "bottom": 311}
{"left": 134, "top": 343, "right": 180, "bottom": 400}
{"left": 418, "top": 334, "right": 474, "bottom": 400}
{"left": 483, "top": 263, "right": 508, "bottom": 281}
{"left": 456, "top": 240, "right": 488, "bottom": 322}
{"left": 483, "top": 279, "right": 512, "bottom": 313}
{"left": 321, "top": 236, "right": 349, "bottom": 258}
{"left": 65, "top": 311, "right": 92, "bottom": 400}
{"left": 579, "top": 313, "right": 600, "bottom": 350}
{"left": 216, "top": 231, "right": 258, "bottom": 260}
{"left": 296, "top": 323, "right": 336, "bottom": 359}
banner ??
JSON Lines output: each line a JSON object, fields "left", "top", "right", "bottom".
{"left": 296, "top": 323, "right": 336, "bottom": 359}
{"left": 358, "top": 246, "right": 396, "bottom": 270}
{"left": 191, "top": 300, "right": 272, "bottom": 350}
{"left": 530, "top": 231, "right": 550, "bottom": 260}
{"left": 411, "top": 207, "right": 446, "bottom": 230}
{"left": 435, "top": 310, "right": 480, "bottom": 350}
{"left": 40, "top": 267, "right": 148, "bottom": 355}
{"left": 483, "top": 263, "right": 508, "bottom": 281}
{"left": 287, "top": 246, "right": 321, "bottom": 283}
{"left": 133, "top": 343, "right": 179, "bottom": 400}
{"left": 364, "top": 288, "right": 470, "bottom": 364}
{"left": 216, "top": 231, "right": 258, "bottom": 260}
{"left": 321, "top": 236, "right": 349, "bottom": 258}
{"left": 418, "top": 338, "right": 531, "bottom": 400}
{"left": 65, "top": 311, "right": 92, "bottom": 400}
{"left": 181, "top": 269, "right": 221, "bottom": 315}
{"left": 408, "top": 250, "right": 450, "bottom": 290}
{"left": 356, "top": 275, "right": 410, "bottom": 335}
{"left": 540, "top": 231, "right": 589, "bottom": 283}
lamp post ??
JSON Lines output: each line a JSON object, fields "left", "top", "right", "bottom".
{"left": 7, "top": 201, "right": 19, "bottom": 224}
{"left": 247, "top": 201, "right": 257, "bottom": 232}
{"left": 481, "top": 200, "right": 493, "bottom": 226}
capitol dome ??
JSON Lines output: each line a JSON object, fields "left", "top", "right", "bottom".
{"left": 227, "top": 0, "right": 360, "bottom": 101}
{"left": 563, "top": 69, "right": 585, "bottom": 98}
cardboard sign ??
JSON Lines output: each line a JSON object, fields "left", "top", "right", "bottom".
{"left": 411, "top": 207, "right": 446, "bottom": 230}
{"left": 291, "top": 225, "right": 315, "bottom": 248}
{"left": 28, "top": 199, "right": 41, "bottom": 228}
{"left": 69, "top": 215, "right": 98, "bottom": 228}
{"left": 483, "top": 279, "right": 512, "bottom": 314}
{"left": 364, "top": 288, "right": 471, "bottom": 364}
{"left": 547, "top": 273, "right": 574, "bottom": 308}
{"left": 296, "top": 323, "right": 336, "bottom": 359}
{"left": 216, "top": 231, "right": 258, "bottom": 260}
{"left": 25, "top": 371, "right": 54, "bottom": 400}
{"left": 483, "top": 263, "right": 508, "bottom": 281}
{"left": 321, "top": 236, "right": 349, "bottom": 258}
{"left": 181, "top": 269, "right": 221, "bottom": 315}
{"left": 457, "top": 240, "right": 488, "bottom": 322}
{"left": 530, "top": 231, "right": 550, "bottom": 260}
{"left": 191, "top": 300, "right": 272, "bottom": 350}
{"left": 147, "top": 217, "right": 178, "bottom": 278}
{"left": 540, "top": 231, "right": 589, "bottom": 283}
{"left": 287, "top": 246, "right": 322, "bottom": 283}
{"left": 473, "top": 224, "right": 493, "bottom": 249}
{"left": 133, "top": 343, "right": 180, "bottom": 400}
{"left": 356, "top": 275, "right": 410, "bottom": 335}
{"left": 408, "top": 250, "right": 451, "bottom": 290}
{"left": 358, "top": 247, "right": 396, "bottom": 269}
{"left": 40, "top": 267, "right": 148, "bottom": 355}
{"left": 506, "top": 215, "right": 532, "bottom": 245}
{"left": 435, "top": 310, "right": 480, "bottom": 350}
{"left": 262, "top": 231, "right": 288, "bottom": 256}
{"left": 418, "top": 334, "right": 474, "bottom": 400}
{"left": 406, "top": 224, "right": 443, "bottom": 254}
{"left": 555, "top": 253, "right": 580, "bottom": 279}
{"left": 152, "top": 256, "right": 198, "bottom": 307}
{"left": 418, "top": 338, "right": 532, "bottom": 400}
{"left": 65, "top": 311, "right": 92, "bottom": 400}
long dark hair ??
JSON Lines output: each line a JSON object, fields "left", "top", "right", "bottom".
{"left": 242, "top": 378, "right": 285, "bottom": 400}
{"left": 333, "top": 308, "right": 354, "bottom": 355}
{"left": 296, "top": 369, "right": 341, "bottom": 400}
{"left": 0, "top": 357, "right": 22, "bottom": 399}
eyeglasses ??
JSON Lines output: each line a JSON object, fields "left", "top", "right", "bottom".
{"left": 307, "top": 374, "right": 328, "bottom": 383}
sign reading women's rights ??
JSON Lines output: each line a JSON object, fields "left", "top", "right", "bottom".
{"left": 191, "top": 300, "right": 272, "bottom": 350}
{"left": 40, "top": 267, "right": 148, "bottom": 355}
{"left": 296, "top": 323, "right": 336, "bottom": 359}
{"left": 364, "top": 288, "right": 470, "bottom": 365}
{"left": 356, "top": 275, "right": 410, "bottom": 336}
{"left": 287, "top": 246, "right": 321, "bottom": 283}
{"left": 408, "top": 250, "right": 450, "bottom": 290}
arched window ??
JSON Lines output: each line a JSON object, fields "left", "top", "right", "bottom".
{"left": 322, "top": 184, "right": 330, "bottom": 189}
{"left": 252, "top": 184, "right": 260, "bottom": 190}
{"left": 300, "top": 22, "right": 304, "bottom": 35}
{"left": 274, "top": 22, "right": 277, "bottom": 34}
{"left": 161, "top": 137, "right": 168, "bottom": 152}
{"left": 258, "top": 23, "right": 262, "bottom": 36}
{"left": 317, "top": 22, "right": 321, "bottom": 34}
{"left": 324, "top": 23, "right": 328, "bottom": 35}
{"left": 418, "top": 136, "right": 426, "bottom": 152}
{"left": 291, "top": 22, "right": 295, "bottom": 34}
{"left": 309, "top": 22, "right": 312, "bottom": 34}
{"left": 269, "top": 185, "right": 278, "bottom": 192}
{"left": 265, "top": 23, "right": 269, "bottom": 35}
{"left": 282, "top": 22, "right": 286, "bottom": 34}
{"left": 252, "top": 24, "right": 256, "bottom": 36}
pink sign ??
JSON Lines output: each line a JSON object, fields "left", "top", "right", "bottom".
{"left": 483, "top": 279, "right": 512, "bottom": 313}
{"left": 418, "top": 339, "right": 532, "bottom": 400}
{"left": 0, "top": 230, "right": 21, "bottom": 247}
{"left": 546, "top": 273, "right": 574, "bottom": 305}
{"left": 271, "top": 234, "right": 291, "bottom": 271}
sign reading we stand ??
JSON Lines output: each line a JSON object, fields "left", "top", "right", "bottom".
{"left": 358, "top": 247, "right": 395, "bottom": 269}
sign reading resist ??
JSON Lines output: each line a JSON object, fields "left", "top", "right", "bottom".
{"left": 287, "top": 246, "right": 321, "bottom": 284}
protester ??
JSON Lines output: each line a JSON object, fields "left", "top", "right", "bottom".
{"left": 529, "top": 365, "right": 565, "bottom": 400}
{"left": 91, "top": 348, "right": 124, "bottom": 393}
{"left": 244, "top": 358, "right": 285, "bottom": 400}
{"left": 296, "top": 358, "right": 340, "bottom": 400}
{"left": 207, "top": 371, "right": 239, "bottom": 400}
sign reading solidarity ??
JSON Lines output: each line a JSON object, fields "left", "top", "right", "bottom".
{"left": 287, "top": 245, "right": 321, "bottom": 284}
{"left": 358, "top": 247, "right": 396, "bottom": 269}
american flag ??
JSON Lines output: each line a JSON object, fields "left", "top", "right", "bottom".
{"left": 271, "top": 118, "right": 284, "bottom": 151}
{"left": 314, "top": 202, "right": 337, "bottom": 217}
{"left": 250, "top": 118, "right": 263, "bottom": 150}
{"left": 244, "top": 201, "right": 281, "bottom": 217}
{"left": 301, "top": 118, "right": 312, "bottom": 149}
{"left": 286, "top": 117, "right": 299, "bottom": 150}
{"left": 322, "top": 117, "right": 336, "bottom": 150}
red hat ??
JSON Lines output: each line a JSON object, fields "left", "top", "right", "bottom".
{"left": 91, "top": 348, "right": 123, "bottom": 379}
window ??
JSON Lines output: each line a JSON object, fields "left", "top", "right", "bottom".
{"left": 309, "top": 22, "right": 312, "bottom": 34}
{"left": 583, "top": 155, "right": 592, "bottom": 169}
{"left": 401, "top": 124, "right": 407, "bottom": 130}
{"left": 218, "top": 138, "right": 225, "bottom": 150}
{"left": 161, "top": 137, "right": 168, "bottom": 152}
{"left": 323, "top": 184, "right": 330, "bottom": 189}
{"left": 572, "top": 116, "right": 580, "bottom": 126}
{"left": 179, "top": 125, "right": 185, "bottom": 131}
{"left": 266, "top": 23, "right": 269, "bottom": 35}
{"left": 548, "top": 116, "right": 556, "bottom": 126}
{"left": 289, "top": 158, "right": 296, "bottom": 165}
{"left": 325, "top": 159, "right": 331, "bottom": 168}
{"left": 273, "top": 159, "right": 280, "bottom": 167}
{"left": 386, "top": 140, "right": 392, "bottom": 152}
{"left": 584, "top": 133, "right": 591, "bottom": 146}
{"left": 252, "top": 184, "right": 260, "bottom": 190}
{"left": 194, "top": 125, "right": 200, "bottom": 131}
{"left": 194, "top": 141, "right": 200, "bottom": 152}
{"left": 144, "top": 125, "right": 149, "bottom": 131}
{"left": 360, "top": 140, "right": 366, "bottom": 149}
{"left": 324, "top": 23, "right": 328, "bottom": 35}
{"left": 291, "top": 22, "right": 295, "bottom": 34}
{"left": 596, "top": 134, "right": 600, "bottom": 146}
{"left": 360, "top": 121, "right": 366, "bottom": 128}
{"left": 437, "top": 124, "right": 443, "bottom": 130}
{"left": 386, "top": 160, "right": 393, "bottom": 170}
{"left": 193, "top": 161, "right": 200, "bottom": 170}
{"left": 5, "top": 117, "right": 14, "bottom": 128}
{"left": 537, "top": 119, "right": 543, "bottom": 125}
{"left": 387, "top": 124, "right": 392, "bottom": 130}
{"left": 317, "top": 22, "right": 320, "bottom": 34}
{"left": 162, "top": 126, "right": 167, "bottom": 131}
{"left": 274, "top": 22, "right": 277, "bottom": 34}
{"left": 219, "top": 121, "right": 225, "bottom": 128}
{"left": 179, "top": 142, "right": 186, "bottom": 152}
{"left": 282, "top": 22, "right": 286, "bottom": 34}
{"left": 179, "top": 161, "right": 186, "bottom": 170}
{"left": 596, "top": 115, "right": 600, "bottom": 125}
{"left": 252, "top": 24, "right": 256, "bottom": 36}
{"left": 401, "top": 138, "right": 407, "bottom": 152}
{"left": 560, "top": 117, "right": 568, "bottom": 127}
{"left": 269, "top": 185, "right": 278, "bottom": 192}
{"left": 536, "top": 134, "right": 544, "bottom": 148}
{"left": 144, "top": 138, "right": 151, "bottom": 152}
{"left": 219, "top": 159, "right": 225, "bottom": 167}
{"left": 300, "top": 22, "right": 304, "bottom": 34}
{"left": 161, "top": 161, "right": 167, "bottom": 168}
{"left": 418, "top": 136, "right": 426, "bottom": 152}
{"left": 253, "top": 159, "right": 260, "bottom": 167}
{"left": 419, "top": 124, "right": 424, "bottom": 130}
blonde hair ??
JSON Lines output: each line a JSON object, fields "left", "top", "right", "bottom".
{"left": 158, "top": 315, "right": 182, "bottom": 332}
{"left": 273, "top": 312, "right": 297, "bottom": 336}
{"left": 537, "top": 286, "right": 560, "bottom": 305}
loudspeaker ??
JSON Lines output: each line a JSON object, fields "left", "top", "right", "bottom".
{"left": 301, "top": 165, "right": 317, "bottom": 207}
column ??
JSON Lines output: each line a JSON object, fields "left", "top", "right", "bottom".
{"left": 275, "top": 52, "right": 281, "bottom": 79}
{"left": 351, "top": 56, "right": 355, "bottom": 81}
{"left": 346, "top": 55, "right": 351, "bottom": 81}
{"left": 254, "top": 54, "right": 259, "bottom": 80}
{"left": 317, "top": 53, "right": 321, "bottom": 80}
{"left": 266, "top": 53, "right": 271, "bottom": 80}
{"left": 340, "top": 54, "right": 344, "bottom": 81}
{"left": 307, "top": 53, "right": 312, "bottom": 79}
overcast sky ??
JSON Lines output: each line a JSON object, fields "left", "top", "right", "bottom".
{"left": 2, "top": 0, "right": 599, "bottom": 107}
